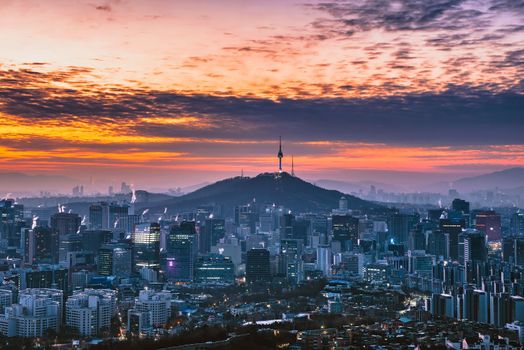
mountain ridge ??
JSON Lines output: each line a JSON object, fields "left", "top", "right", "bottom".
{"left": 144, "top": 172, "right": 385, "bottom": 215}
{"left": 428, "top": 167, "right": 524, "bottom": 193}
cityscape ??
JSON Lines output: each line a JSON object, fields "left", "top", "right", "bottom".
{"left": 1, "top": 0, "right": 524, "bottom": 349}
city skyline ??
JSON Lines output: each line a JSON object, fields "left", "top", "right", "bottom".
{"left": 1, "top": 0, "right": 523, "bottom": 191}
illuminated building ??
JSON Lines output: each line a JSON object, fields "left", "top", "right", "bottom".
{"left": 132, "top": 223, "right": 160, "bottom": 270}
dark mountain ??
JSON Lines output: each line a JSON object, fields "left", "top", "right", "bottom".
{"left": 428, "top": 167, "right": 524, "bottom": 193}
{"left": 144, "top": 172, "right": 384, "bottom": 215}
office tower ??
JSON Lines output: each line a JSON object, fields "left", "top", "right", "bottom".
{"left": 341, "top": 252, "right": 364, "bottom": 276}
{"left": 332, "top": 215, "right": 359, "bottom": 251}
{"left": 339, "top": 196, "right": 348, "bottom": 212}
{"left": 452, "top": 198, "right": 470, "bottom": 214}
{"left": 109, "top": 203, "right": 129, "bottom": 230}
{"left": 440, "top": 217, "right": 465, "bottom": 260}
{"left": 234, "top": 204, "right": 257, "bottom": 234}
{"left": 51, "top": 212, "right": 81, "bottom": 238}
{"left": 133, "top": 223, "right": 161, "bottom": 271}
{"left": 0, "top": 288, "right": 63, "bottom": 337}
{"left": 316, "top": 245, "right": 332, "bottom": 277}
{"left": 409, "top": 223, "right": 427, "bottom": 251}
{"left": 24, "top": 267, "right": 69, "bottom": 294}
{"left": 503, "top": 237, "right": 524, "bottom": 266}
{"left": 387, "top": 243, "right": 405, "bottom": 257}
{"left": 58, "top": 233, "right": 82, "bottom": 263}
{"left": 89, "top": 202, "right": 130, "bottom": 231}
{"left": 89, "top": 203, "right": 109, "bottom": 230}
{"left": 280, "top": 239, "right": 304, "bottom": 283}
{"left": 280, "top": 213, "right": 295, "bottom": 239}
{"left": 427, "top": 209, "right": 445, "bottom": 224}
{"left": 511, "top": 296, "right": 524, "bottom": 323}
{"left": 99, "top": 243, "right": 130, "bottom": 277}
{"left": 71, "top": 270, "right": 89, "bottom": 290}
{"left": 199, "top": 218, "right": 225, "bottom": 254}
{"left": 408, "top": 251, "right": 434, "bottom": 276}
{"left": 462, "top": 229, "right": 487, "bottom": 263}
{"left": 259, "top": 212, "right": 274, "bottom": 233}
{"left": 292, "top": 218, "right": 310, "bottom": 245}
{"left": 164, "top": 221, "right": 197, "bottom": 282}
{"left": 474, "top": 210, "right": 501, "bottom": 241}
{"left": 129, "top": 290, "right": 171, "bottom": 328}
{"left": 29, "top": 225, "right": 59, "bottom": 264}
{"left": 246, "top": 248, "right": 271, "bottom": 283}
{"left": 431, "top": 293, "right": 455, "bottom": 318}
{"left": 387, "top": 213, "right": 418, "bottom": 247}
{"left": 426, "top": 230, "right": 449, "bottom": 259}
{"left": 66, "top": 289, "right": 117, "bottom": 336}
{"left": 364, "top": 263, "right": 390, "bottom": 282}
{"left": 195, "top": 254, "right": 235, "bottom": 284}
{"left": 0, "top": 289, "right": 13, "bottom": 313}
{"left": 0, "top": 199, "right": 25, "bottom": 253}
{"left": 472, "top": 289, "right": 489, "bottom": 323}
{"left": 81, "top": 230, "right": 113, "bottom": 254}
{"left": 511, "top": 212, "right": 524, "bottom": 236}
{"left": 120, "top": 214, "right": 141, "bottom": 235}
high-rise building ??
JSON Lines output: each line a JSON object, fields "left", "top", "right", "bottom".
{"left": 81, "top": 230, "right": 113, "bottom": 254}
{"left": 332, "top": 215, "right": 359, "bottom": 251}
{"left": 133, "top": 223, "right": 161, "bottom": 271}
{"left": 89, "top": 202, "right": 130, "bottom": 231}
{"left": 387, "top": 213, "right": 418, "bottom": 247}
{"left": 474, "top": 210, "right": 501, "bottom": 241}
{"left": 164, "top": 221, "right": 197, "bottom": 282}
{"left": 462, "top": 229, "right": 487, "bottom": 263}
{"left": 440, "top": 217, "right": 465, "bottom": 260}
{"left": 339, "top": 196, "right": 348, "bottom": 212}
{"left": 24, "top": 267, "right": 69, "bottom": 294}
{"left": 234, "top": 204, "right": 257, "bottom": 234}
{"left": 431, "top": 293, "right": 455, "bottom": 319}
{"left": 503, "top": 237, "right": 524, "bottom": 266}
{"left": 426, "top": 230, "right": 448, "bottom": 259}
{"left": 452, "top": 198, "right": 470, "bottom": 215}
{"left": 195, "top": 254, "right": 235, "bottom": 284}
{"left": 316, "top": 245, "right": 332, "bottom": 277}
{"left": 279, "top": 238, "right": 304, "bottom": 283}
{"left": 98, "top": 243, "right": 133, "bottom": 278}
{"left": 58, "top": 233, "right": 82, "bottom": 263}
{"left": 199, "top": 218, "right": 225, "bottom": 254}
{"left": 280, "top": 213, "right": 295, "bottom": 240}
{"left": 50, "top": 212, "right": 81, "bottom": 238}
{"left": 0, "top": 199, "right": 25, "bottom": 254}
{"left": 65, "top": 289, "right": 117, "bottom": 336}
{"left": 511, "top": 212, "right": 524, "bottom": 236}
{"left": 27, "top": 225, "right": 59, "bottom": 265}
{"left": 246, "top": 248, "right": 271, "bottom": 283}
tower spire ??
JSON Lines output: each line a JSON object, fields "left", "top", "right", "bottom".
{"left": 277, "top": 136, "right": 283, "bottom": 173}
{"left": 291, "top": 155, "right": 295, "bottom": 176}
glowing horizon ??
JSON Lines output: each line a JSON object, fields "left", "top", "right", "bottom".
{"left": 0, "top": 0, "right": 523, "bottom": 192}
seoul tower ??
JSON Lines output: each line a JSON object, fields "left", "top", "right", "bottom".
{"left": 277, "top": 136, "right": 283, "bottom": 173}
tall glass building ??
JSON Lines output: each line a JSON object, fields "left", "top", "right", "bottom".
{"left": 132, "top": 223, "right": 160, "bottom": 270}
{"left": 164, "top": 221, "right": 197, "bottom": 282}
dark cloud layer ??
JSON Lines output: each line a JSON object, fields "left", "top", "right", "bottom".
{"left": 0, "top": 67, "right": 523, "bottom": 146}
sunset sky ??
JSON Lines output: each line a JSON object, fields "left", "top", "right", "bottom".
{"left": 1, "top": 0, "right": 523, "bottom": 193}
